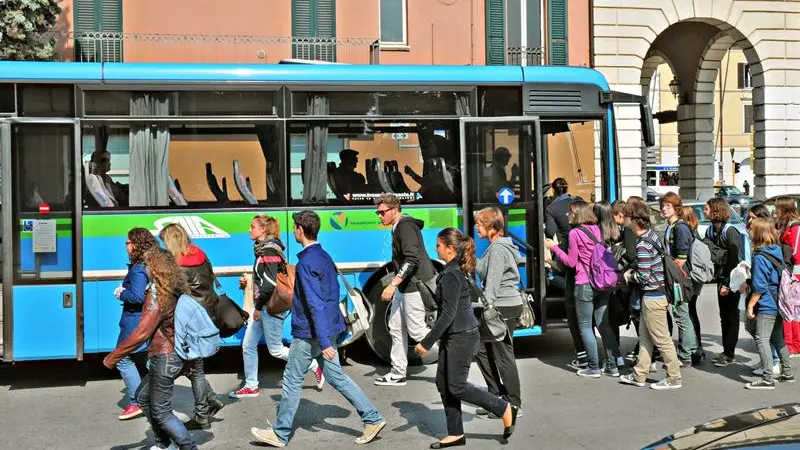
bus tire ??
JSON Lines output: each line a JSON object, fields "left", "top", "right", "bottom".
{"left": 363, "top": 267, "right": 439, "bottom": 366}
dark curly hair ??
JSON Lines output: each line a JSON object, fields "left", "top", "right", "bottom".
{"left": 143, "top": 247, "right": 190, "bottom": 311}
{"left": 128, "top": 227, "right": 158, "bottom": 264}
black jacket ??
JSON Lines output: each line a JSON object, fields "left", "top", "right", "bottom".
{"left": 177, "top": 245, "right": 218, "bottom": 319}
{"left": 253, "top": 238, "right": 285, "bottom": 312}
{"left": 421, "top": 259, "right": 479, "bottom": 349}
{"left": 545, "top": 194, "right": 572, "bottom": 250}
{"left": 392, "top": 215, "right": 436, "bottom": 293}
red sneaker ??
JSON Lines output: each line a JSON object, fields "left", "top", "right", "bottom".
{"left": 228, "top": 386, "right": 260, "bottom": 399}
{"left": 118, "top": 404, "right": 143, "bottom": 420}
{"left": 313, "top": 367, "right": 325, "bottom": 390}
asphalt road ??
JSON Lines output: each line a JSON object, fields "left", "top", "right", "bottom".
{"left": 1, "top": 286, "right": 797, "bottom": 450}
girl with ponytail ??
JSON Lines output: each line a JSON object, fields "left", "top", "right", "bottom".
{"left": 414, "top": 227, "right": 517, "bottom": 448}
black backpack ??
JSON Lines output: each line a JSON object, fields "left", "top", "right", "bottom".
{"left": 642, "top": 237, "right": 692, "bottom": 307}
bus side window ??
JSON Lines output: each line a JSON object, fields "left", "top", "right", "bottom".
{"left": 646, "top": 170, "right": 657, "bottom": 186}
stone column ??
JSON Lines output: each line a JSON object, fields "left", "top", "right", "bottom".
{"left": 677, "top": 103, "right": 716, "bottom": 201}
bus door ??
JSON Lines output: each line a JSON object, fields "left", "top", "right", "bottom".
{"left": 4, "top": 121, "right": 81, "bottom": 361}
{"left": 0, "top": 119, "right": 8, "bottom": 360}
{"left": 459, "top": 117, "right": 548, "bottom": 336}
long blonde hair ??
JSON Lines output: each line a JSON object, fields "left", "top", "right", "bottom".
{"left": 143, "top": 247, "right": 189, "bottom": 311}
{"left": 159, "top": 223, "right": 191, "bottom": 258}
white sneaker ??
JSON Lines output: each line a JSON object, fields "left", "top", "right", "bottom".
{"left": 374, "top": 371, "right": 407, "bottom": 386}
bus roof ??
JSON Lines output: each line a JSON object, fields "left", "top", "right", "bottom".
{"left": 0, "top": 61, "right": 610, "bottom": 89}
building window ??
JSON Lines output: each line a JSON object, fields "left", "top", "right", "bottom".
{"left": 743, "top": 103, "right": 754, "bottom": 134}
{"left": 292, "top": 0, "right": 337, "bottom": 62}
{"left": 380, "top": 0, "right": 407, "bottom": 46}
{"left": 74, "top": 0, "right": 123, "bottom": 62}
{"left": 485, "top": 0, "right": 506, "bottom": 65}
{"left": 737, "top": 63, "right": 752, "bottom": 89}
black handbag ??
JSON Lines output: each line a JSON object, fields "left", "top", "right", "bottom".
{"left": 213, "top": 278, "right": 249, "bottom": 338}
{"left": 465, "top": 276, "right": 508, "bottom": 342}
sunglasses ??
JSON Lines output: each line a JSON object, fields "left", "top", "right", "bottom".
{"left": 376, "top": 208, "right": 393, "bottom": 217}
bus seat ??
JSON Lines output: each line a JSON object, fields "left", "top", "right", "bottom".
{"left": 388, "top": 161, "right": 411, "bottom": 193}
{"left": 266, "top": 160, "right": 279, "bottom": 198}
{"left": 364, "top": 158, "right": 379, "bottom": 191}
{"left": 168, "top": 175, "right": 187, "bottom": 206}
{"left": 374, "top": 157, "right": 394, "bottom": 193}
{"left": 326, "top": 162, "right": 346, "bottom": 201}
{"left": 83, "top": 161, "right": 116, "bottom": 207}
{"left": 233, "top": 159, "right": 258, "bottom": 205}
{"left": 205, "top": 162, "right": 229, "bottom": 202}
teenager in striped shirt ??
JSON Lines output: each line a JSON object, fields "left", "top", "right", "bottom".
{"left": 619, "top": 201, "right": 683, "bottom": 390}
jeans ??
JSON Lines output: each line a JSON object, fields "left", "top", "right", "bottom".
{"left": 672, "top": 299, "right": 700, "bottom": 361}
{"left": 718, "top": 287, "right": 741, "bottom": 358}
{"left": 475, "top": 305, "right": 522, "bottom": 407}
{"left": 242, "top": 308, "right": 290, "bottom": 388}
{"left": 184, "top": 358, "right": 217, "bottom": 422}
{"left": 563, "top": 269, "right": 586, "bottom": 360}
{"left": 437, "top": 329, "right": 508, "bottom": 436}
{"left": 136, "top": 352, "right": 197, "bottom": 450}
{"left": 574, "top": 284, "right": 619, "bottom": 371}
{"left": 753, "top": 314, "right": 795, "bottom": 383}
{"left": 272, "top": 336, "right": 383, "bottom": 444}
{"left": 745, "top": 316, "right": 778, "bottom": 365}
{"left": 632, "top": 295, "right": 681, "bottom": 382}
{"left": 116, "top": 354, "right": 142, "bottom": 406}
{"left": 388, "top": 290, "right": 430, "bottom": 376}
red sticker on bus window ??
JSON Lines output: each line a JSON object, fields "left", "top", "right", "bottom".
{"left": 38, "top": 203, "right": 50, "bottom": 214}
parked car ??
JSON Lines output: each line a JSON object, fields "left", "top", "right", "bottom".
{"left": 642, "top": 403, "right": 800, "bottom": 449}
{"left": 646, "top": 187, "right": 663, "bottom": 202}
{"left": 760, "top": 194, "right": 800, "bottom": 214}
{"left": 715, "top": 185, "right": 757, "bottom": 215}
{"left": 648, "top": 200, "right": 746, "bottom": 238}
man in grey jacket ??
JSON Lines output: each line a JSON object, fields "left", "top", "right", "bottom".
{"left": 373, "top": 193, "right": 436, "bottom": 387}
{"left": 474, "top": 207, "right": 524, "bottom": 415}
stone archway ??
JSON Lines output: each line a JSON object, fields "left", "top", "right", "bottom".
{"left": 593, "top": 0, "right": 800, "bottom": 200}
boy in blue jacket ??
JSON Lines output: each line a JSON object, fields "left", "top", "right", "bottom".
{"left": 250, "top": 210, "right": 386, "bottom": 447}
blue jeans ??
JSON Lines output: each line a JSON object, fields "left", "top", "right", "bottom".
{"left": 116, "top": 354, "right": 142, "bottom": 406}
{"left": 574, "top": 284, "right": 619, "bottom": 371}
{"left": 136, "top": 352, "right": 197, "bottom": 450}
{"left": 272, "top": 336, "right": 383, "bottom": 444}
{"left": 242, "top": 309, "right": 290, "bottom": 388}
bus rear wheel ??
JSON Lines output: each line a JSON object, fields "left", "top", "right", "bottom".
{"left": 364, "top": 271, "right": 439, "bottom": 366}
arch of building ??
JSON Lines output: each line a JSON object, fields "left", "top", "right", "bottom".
{"left": 593, "top": 0, "right": 800, "bottom": 201}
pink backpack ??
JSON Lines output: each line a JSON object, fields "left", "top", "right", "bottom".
{"left": 757, "top": 251, "right": 800, "bottom": 322}
{"left": 577, "top": 226, "right": 621, "bottom": 291}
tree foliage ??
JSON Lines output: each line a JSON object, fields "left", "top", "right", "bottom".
{"left": 0, "top": 0, "right": 63, "bottom": 60}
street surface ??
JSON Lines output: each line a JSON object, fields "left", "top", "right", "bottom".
{"left": 1, "top": 286, "right": 798, "bottom": 450}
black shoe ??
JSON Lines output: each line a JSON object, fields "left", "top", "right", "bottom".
{"left": 503, "top": 405, "right": 518, "bottom": 440}
{"left": 691, "top": 354, "right": 705, "bottom": 366}
{"left": 184, "top": 418, "right": 211, "bottom": 430}
{"left": 209, "top": 398, "right": 225, "bottom": 418}
{"left": 430, "top": 437, "right": 466, "bottom": 449}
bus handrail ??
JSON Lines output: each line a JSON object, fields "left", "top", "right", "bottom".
{"left": 507, "top": 230, "right": 534, "bottom": 253}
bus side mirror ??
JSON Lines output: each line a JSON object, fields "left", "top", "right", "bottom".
{"left": 639, "top": 103, "right": 656, "bottom": 148}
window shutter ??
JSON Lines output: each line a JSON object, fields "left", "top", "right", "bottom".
{"left": 485, "top": 0, "right": 506, "bottom": 66}
{"left": 548, "top": 0, "right": 568, "bottom": 66}
{"left": 292, "top": 0, "right": 336, "bottom": 62}
{"left": 74, "top": 0, "right": 122, "bottom": 62}
{"left": 73, "top": 0, "right": 96, "bottom": 32}
{"left": 99, "top": 0, "right": 122, "bottom": 62}
{"left": 315, "top": 0, "right": 336, "bottom": 62}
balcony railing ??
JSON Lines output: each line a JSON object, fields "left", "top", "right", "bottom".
{"left": 43, "top": 31, "right": 381, "bottom": 65}
{"left": 506, "top": 46, "right": 544, "bottom": 66}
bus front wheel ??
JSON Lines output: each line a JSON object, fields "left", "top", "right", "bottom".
{"left": 364, "top": 269, "right": 439, "bottom": 366}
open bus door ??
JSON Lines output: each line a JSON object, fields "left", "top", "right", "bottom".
{"left": 2, "top": 121, "right": 82, "bottom": 361}
{"left": 459, "top": 117, "right": 550, "bottom": 336}
{"left": 0, "top": 119, "right": 7, "bottom": 360}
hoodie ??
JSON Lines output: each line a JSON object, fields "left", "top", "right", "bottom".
{"left": 392, "top": 215, "right": 436, "bottom": 293}
{"left": 253, "top": 237, "right": 285, "bottom": 312}
{"left": 551, "top": 224, "right": 602, "bottom": 285}
{"left": 476, "top": 237, "right": 525, "bottom": 307}
{"left": 177, "top": 244, "right": 218, "bottom": 319}
{"left": 751, "top": 244, "right": 783, "bottom": 316}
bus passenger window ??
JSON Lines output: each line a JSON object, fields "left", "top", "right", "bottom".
{"left": 542, "top": 120, "right": 604, "bottom": 203}
{"left": 288, "top": 120, "right": 461, "bottom": 205}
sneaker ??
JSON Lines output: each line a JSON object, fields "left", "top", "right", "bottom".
{"left": 119, "top": 404, "right": 144, "bottom": 420}
{"left": 567, "top": 358, "right": 589, "bottom": 370}
{"left": 209, "top": 397, "right": 225, "bottom": 417}
{"left": 602, "top": 366, "right": 620, "bottom": 377}
{"left": 251, "top": 423, "right": 286, "bottom": 448}
{"left": 625, "top": 350, "right": 638, "bottom": 360}
{"left": 619, "top": 374, "right": 646, "bottom": 387}
{"left": 650, "top": 362, "right": 658, "bottom": 373}
{"left": 229, "top": 386, "right": 260, "bottom": 399}
{"left": 184, "top": 418, "right": 210, "bottom": 430}
{"left": 355, "top": 420, "right": 386, "bottom": 445}
{"left": 650, "top": 378, "right": 682, "bottom": 390}
{"left": 374, "top": 371, "right": 407, "bottom": 386}
{"left": 777, "top": 374, "right": 796, "bottom": 383}
{"left": 745, "top": 379, "right": 776, "bottom": 390}
{"left": 313, "top": 366, "right": 326, "bottom": 390}
{"left": 149, "top": 444, "right": 177, "bottom": 450}
{"left": 576, "top": 368, "right": 602, "bottom": 378}
{"left": 713, "top": 355, "right": 734, "bottom": 367}
{"left": 691, "top": 353, "right": 706, "bottom": 365}
{"left": 751, "top": 364, "right": 781, "bottom": 377}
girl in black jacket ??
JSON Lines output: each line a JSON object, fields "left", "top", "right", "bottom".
{"left": 415, "top": 227, "right": 517, "bottom": 448}
{"left": 229, "top": 214, "right": 324, "bottom": 399}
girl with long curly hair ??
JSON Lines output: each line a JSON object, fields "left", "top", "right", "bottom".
{"left": 113, "top": 227, "right": 158, "bottom": 421}
{"left": 104, "top": 247, "right": 197, "bottom": 450}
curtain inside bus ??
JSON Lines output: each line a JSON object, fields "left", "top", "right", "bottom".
{"left": 304, "top": 94, "right": 329, "bottom": 203}
{"left": 128, "top": 93, "right": 170, "bottom": 207}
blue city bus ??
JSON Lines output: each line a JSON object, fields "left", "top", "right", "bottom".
{"left": 0, "top": 61, "right": 654, "bottom": 364}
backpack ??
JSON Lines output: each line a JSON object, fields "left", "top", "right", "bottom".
{"left": 642, "top": 237, "right": 692, "bottom": 307}
{"left": 755, "top": 251, "right": 800, "bottom": 322}
{"left": 336, "top": 269, "right": 372, "bottom": 347}
{"left": 687, "top": 228, "right": 715, "bottom": 284}
{"left": 703, "top": 223, "right": 750, "bottom": 281}
{"left": 171, "top": 293, "right": 221, "bottom": 360}
{"left": 577, "top": 226, "right": 621, "bottom": 291}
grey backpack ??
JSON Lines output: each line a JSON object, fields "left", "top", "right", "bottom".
{"left": 688, "top": 227, "right": 714, "bottom": 284}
